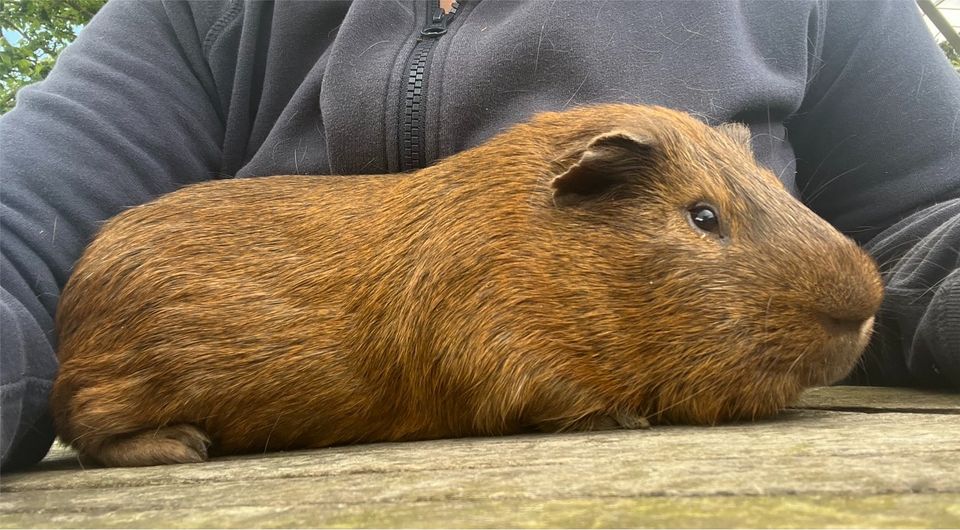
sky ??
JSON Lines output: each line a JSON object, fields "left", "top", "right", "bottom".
{"left": 2, "top": 28, "right": 21, "bottom": 46}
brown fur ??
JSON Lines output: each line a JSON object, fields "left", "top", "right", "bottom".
{"left": 50, "top": 104, "right": 883, "bottom": 466}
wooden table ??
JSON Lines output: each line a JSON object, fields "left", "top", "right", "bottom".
{"left": 2, "top": 386, "right": 958, "bottom": 528}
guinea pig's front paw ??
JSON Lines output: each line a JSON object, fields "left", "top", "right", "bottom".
{"left": 541, "top": 411, "right": 651, "bottom": 432}
{"left": 609, "top": 411, "right": 652, "bottom": 430}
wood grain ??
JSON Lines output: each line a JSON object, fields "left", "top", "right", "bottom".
{"left": 793, "top": 385, "right": 960, "bottom": 413}
{"left": 2, "top": 387, "right": 958, "bottom": 528}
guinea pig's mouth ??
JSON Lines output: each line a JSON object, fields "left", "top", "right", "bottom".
{"left": 817, "top": 315, "right": 876, "bottom": 384}
{"left": 654, "top": 313, "right": 876, "bottom": 425}
{"left": 763, "top": 316, "right": 876, "bottom": 386}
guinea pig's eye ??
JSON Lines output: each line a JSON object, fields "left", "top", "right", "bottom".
{"left": 687, "top": 204, "right": 721, "bottom": 235}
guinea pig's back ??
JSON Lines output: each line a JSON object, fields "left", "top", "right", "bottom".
{"left": 58, "top": 176, "right": 356, "bottom": 354}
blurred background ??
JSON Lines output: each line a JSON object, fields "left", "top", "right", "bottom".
{"left": 1, "top": 0, "right": 959, "bottom": 115}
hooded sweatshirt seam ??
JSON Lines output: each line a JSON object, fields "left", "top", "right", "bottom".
{"left": 202, "top": 0, "right": 244, "bottom": 58}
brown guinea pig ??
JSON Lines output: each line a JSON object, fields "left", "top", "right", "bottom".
{"left": 50, "top": 104, "right": 883, "bottom": 467}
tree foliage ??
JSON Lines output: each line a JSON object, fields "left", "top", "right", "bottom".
{"left": 0, "top": 0, "right": 106, "bottom": 113}
{"left": 941, "top": 41, "right": 960, "bottom": 74}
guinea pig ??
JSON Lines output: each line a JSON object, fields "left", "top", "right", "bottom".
{"left": 50, "top": 104, "right": 883, "bottom": 467}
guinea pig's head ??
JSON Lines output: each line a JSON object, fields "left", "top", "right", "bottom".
{"left": 539, "top": 105, "right": 883, "bottom": 424}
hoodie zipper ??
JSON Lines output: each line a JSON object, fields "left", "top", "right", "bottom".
{"left": 398, "top": 1, "right": 460, "bottom": 172}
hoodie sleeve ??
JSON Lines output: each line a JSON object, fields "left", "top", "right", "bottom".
{"left": 786, "top": 0, "right": 960, "bottom": 388}
{"left": 0, "top": 0, "right": 231, "bottom": 469}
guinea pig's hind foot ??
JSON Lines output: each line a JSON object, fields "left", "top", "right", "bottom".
{"left": 84, "top": 424, "right": 211, "bottom": 467}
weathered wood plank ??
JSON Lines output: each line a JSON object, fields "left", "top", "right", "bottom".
{"left": 1, "top": 494, "right": 958, "bottom": 528}
{"left": 793, "top": 386, "right": 960, "bottom": 413}
{"left": 2, "top": 408, "right": 957, "bottom": 528}
{"left": 5, "top": 410, "right": 959, "bottom": 493}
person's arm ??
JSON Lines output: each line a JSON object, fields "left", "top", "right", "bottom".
{"left": 786, "top": 0, "right": 960, "bottom": 387}
{"left": 0, "top": 0, "right": 231, "bottom": 469}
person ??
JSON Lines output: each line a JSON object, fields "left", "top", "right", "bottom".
{"left": 1, "top": 0, "right": 958, "bottom": 471}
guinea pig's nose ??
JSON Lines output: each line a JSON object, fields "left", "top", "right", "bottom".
{"left": 815, "top": 312, "right": 874, "bottom": 337}
{"left": 807, "top": 245, "right": 884, "bottom": 337}
{"left": 809, "top": 272, "right": 882, "bottom": 338}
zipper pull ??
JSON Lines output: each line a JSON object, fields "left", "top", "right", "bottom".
{"left": 420, "top": 1, "right": 458, "bottom": 38}
{"left": 421, "top": 9, "right": 450, "bottom": 37}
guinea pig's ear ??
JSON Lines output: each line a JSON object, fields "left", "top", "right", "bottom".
{"left": 716, "top": 122, "right": 753, "bottom": 150}
{"left": 551, "top": 130, "right": 659, "bottom": 207}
